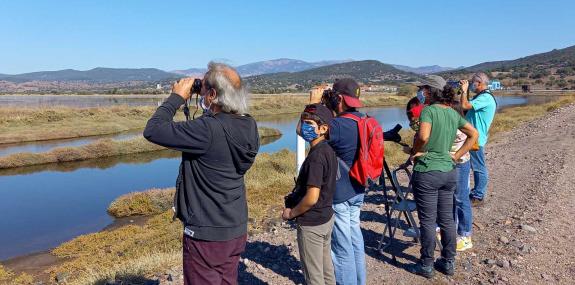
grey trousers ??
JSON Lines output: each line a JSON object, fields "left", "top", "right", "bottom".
{"left": 297, "top": 215, "right": 336, "bottom": 285}
{"left": 412, "top": 169, "right": 457, "bottom": 266}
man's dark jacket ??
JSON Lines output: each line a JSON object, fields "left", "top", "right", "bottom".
{"left": 144, "top": 93, "right": 259, "bottom": 241}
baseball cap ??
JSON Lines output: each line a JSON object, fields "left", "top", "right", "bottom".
{"left": 332, "top": 78, "right": 362, "bottom": 108}
{"left": 302, "top": 103, "right": 334, "bottom": 125}
{"left": 414, "top": 75, "right": 447, "bottom": 90}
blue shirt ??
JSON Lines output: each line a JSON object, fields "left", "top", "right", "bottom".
{"left": 466, "top": 91, "right": 496, "bottom": 147}
{"left": 328, "top": 111, "right": 366, "bottom": 204}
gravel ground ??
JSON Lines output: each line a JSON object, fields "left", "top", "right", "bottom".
{"left": 153, "top": 103, "right": 575, "bottom": 285}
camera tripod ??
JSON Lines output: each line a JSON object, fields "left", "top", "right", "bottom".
{"left": 372, "top": 125, "right": 418, "bottom": 264}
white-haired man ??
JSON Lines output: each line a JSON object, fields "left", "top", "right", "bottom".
{"left": 460, "top": 72, "right": 496, "bottom": 208}
{"left": 144, "top": 62, "right": 259, "bottom": 285}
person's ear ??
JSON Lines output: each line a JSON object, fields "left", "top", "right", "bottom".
{"left": 337, "top": 95, "right": 345, "bottom": 108}
{"left": 318, "top": 124, "right": 329, "bottom": 136}
{"left": 207, "top": 88, "right": 217, "bottom": 101}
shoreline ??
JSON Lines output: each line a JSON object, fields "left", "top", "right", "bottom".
{"left": 0, "top": 128, "right": 281, "bottom": 169}
{"left": 1, "top": 215, "right": 150, "bottom": 283}
{"left": 0, "top": 92, "right": 406, "bottom": 145}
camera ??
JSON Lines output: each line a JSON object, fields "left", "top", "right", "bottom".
{"left": 284, "top": 189, "right": 303, "bottom": 209}
{"left": 447, "top": 80, "right": 460, "bottom": 88}
{"left": 321, "top": 89, "right": 340, "bottom": 110}
{"left": 191, "top": 78, "right": 202, "bottom": 94}
{"left": 383, "top": 124, "right": 402, "bottom": 143}
{"left": 447, "top": 80, "right": 463, "bottom": 94}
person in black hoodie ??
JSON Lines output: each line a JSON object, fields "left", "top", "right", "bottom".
{"left": 144, "top": 62, "right": 259, "bottom": 285}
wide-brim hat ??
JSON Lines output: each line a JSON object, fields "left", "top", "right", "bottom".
{"left": 414, "top": 75, "right": 447, "bottom": 90}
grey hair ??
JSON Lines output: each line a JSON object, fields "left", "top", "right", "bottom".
{"left": 204, "top": 62, "right": 249, "bottom": 114}
{"left": 472, "top": 72, "right": 490, "bottom": 86}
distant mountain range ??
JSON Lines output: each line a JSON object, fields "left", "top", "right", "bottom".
{"left": 244, "top": 60, "right": 421, "bottom": 93}
{"left": 392, "top": 64, "right": 462, "bottom": 74}
{"left": 172, "top": 58, "right": 353, "bottom": 77}
{"left": 1, "top": 44, "right": 574, "bottom": 92}
{"left": 0, "top": 67, "right": 180, "bottom": 83}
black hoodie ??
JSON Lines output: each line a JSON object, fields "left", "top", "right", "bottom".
{"left": 144, "top": 93, "right": 259, "bottom": 241}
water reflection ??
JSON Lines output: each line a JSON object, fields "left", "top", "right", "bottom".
{"left": 0, "top": 150, "right": 179, "bottom": 177}
{"left": 0, "top": 130, "right": 142, "bottom": 157}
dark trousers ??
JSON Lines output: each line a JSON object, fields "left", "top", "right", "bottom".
{"left": 183, "top": 233, "right": 247, "bottom": 285}
{"left": 412, "top": 169, "right": 457, "bottom": 266}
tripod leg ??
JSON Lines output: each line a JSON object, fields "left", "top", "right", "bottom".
{"left": 405, "top": 211, "right": 420, "bottom": 243}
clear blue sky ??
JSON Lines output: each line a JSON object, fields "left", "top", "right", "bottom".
{"left": 1, "top": 0, "right": 574, "bottom": 74}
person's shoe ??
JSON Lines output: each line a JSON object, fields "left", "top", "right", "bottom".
{"left": 456, "top": 236, "right": 473, "bottom": 251}
{"left": 470, "top": 197, "right": 484, "bottom": 207}
{"left": 434, "top": 258, "right": 455, "bottom": 276}
{"left": 411, "top": 262, "right": 435, "bottom": 279}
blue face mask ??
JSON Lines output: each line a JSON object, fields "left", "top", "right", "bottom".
{"left": 416, "top": 90, "right": 426, "bottom": 104}
{"left": 301, "top": 121, "right": 318, "bottom": 142}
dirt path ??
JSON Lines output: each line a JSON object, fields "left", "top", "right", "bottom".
{"left": 146, "top": 103, "right": 575, "bottom": 284}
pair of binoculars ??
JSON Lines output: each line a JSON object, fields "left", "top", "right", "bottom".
{"left": 190, "top": 78, "right": 203, "bottom": 94}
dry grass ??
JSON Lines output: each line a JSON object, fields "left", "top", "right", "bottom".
{"left": 258, "top": 126, "right": 282, "bottom": 138}
{"left": 0, "top": 106, "right": 158, "bottom": 144}
{"left": 384, "top": 130, "right": 415, "bottom": 168}
{"left": 245, "top": 150, "right": 296, "bottom": 228}
{"left": 0, "top": 264, "right": 33, "bottom": 285}
{"left": 0, "top": 137, "right": 163, "bottom": 169}
{"left": 489, "top": 95, "right": 575, "bottom": 136}
{"left": 108, "top": 188, "right": 175, "bottom": 218}
{"left": 70, "top": 250, "right": 181, "bottom": 285}
{"left": 45, "top": 150, "right": 295, "bottom": 284}
{"left": 251, "top": 93, "right": 408, "bottom": 117}
{"left": 0, "top": 93, "right": 404, "bottom": 144}
{"left": 0, "top": 127, "right": 280, "bottom": 169}
{"left": 49, "top": 211, "right": 181, "bottom": 285}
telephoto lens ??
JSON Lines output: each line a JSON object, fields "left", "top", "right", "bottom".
{"left": 383, "top": 124, "right": 402, "bottom": 143}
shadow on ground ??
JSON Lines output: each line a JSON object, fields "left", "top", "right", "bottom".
{"left": 240, "top": 240, "right": 305, "bottom": 284}
{"left": 94, "top": 275, "right": 160, "bottom": 285}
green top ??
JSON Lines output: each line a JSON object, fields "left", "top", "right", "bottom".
{"left": 414, "top": 104, "right": 468, "bottom": 173}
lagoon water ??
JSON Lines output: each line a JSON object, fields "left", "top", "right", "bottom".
{"left": 0, "top": 94, "right": 167, "bottom": 108}
{"left": 0, "top": 95, "right": 551, "bottom": 260}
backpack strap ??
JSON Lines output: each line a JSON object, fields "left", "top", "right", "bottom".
{"left": 339, "top": 112, "right": 366, "bottom": 121}
{"left": 473, "top": 90, "right": 498, "bottom": 107}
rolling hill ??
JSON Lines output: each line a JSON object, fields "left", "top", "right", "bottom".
{"left": 439, "top": 45, "right": 575, "bottom": 89}
{"left": 462, "top": 45, "right": 575, "bottom": 72}
{"left": 244, "top": 60, "right": 422, "bottom": 93}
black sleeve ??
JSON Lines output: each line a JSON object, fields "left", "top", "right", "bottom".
{"left": 304, "top": 156, "right": 326, "bottom": 188}
{"left": 143, "top": 93, "right": 212, "bottom": 154}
